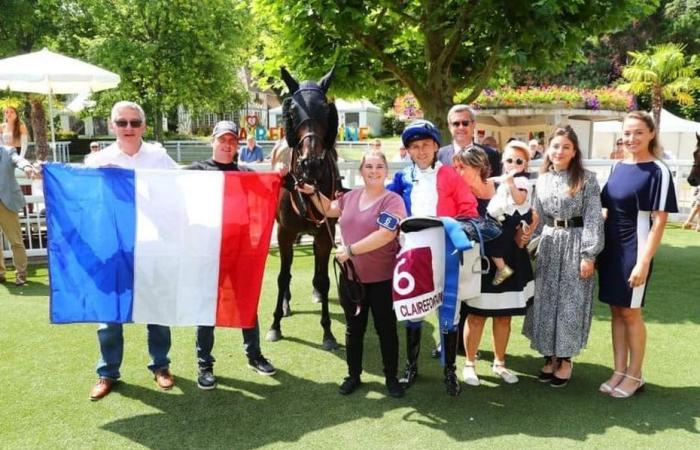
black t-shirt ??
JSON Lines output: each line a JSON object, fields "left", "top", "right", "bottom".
{"left": 183, "top": 158, "right": 252, "bottom": 172}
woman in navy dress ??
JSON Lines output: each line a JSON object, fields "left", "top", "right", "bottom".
{"left": 597, "top": 111, "right": 678, "bottom": 398}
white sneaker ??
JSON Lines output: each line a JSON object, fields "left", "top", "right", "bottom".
{"left": 462, "top": 363, "right": 480, "bottom": 386}
{"left": 492, "top": 362, "right": 519, "bottom": 384}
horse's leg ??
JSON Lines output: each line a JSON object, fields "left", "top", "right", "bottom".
{"left": 313, "top": 230, "right": 338, "bottom": 350}
{"left": 266, "top": 226, "right": 296, "bottom": 342}
{"left": 311, "top": 238, "right": 322, "bottom": 303}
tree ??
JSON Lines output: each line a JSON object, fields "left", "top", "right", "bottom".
{"left": 78, "top": 0, "right": 251, "bottom": 141}
{"left": 252, "top": 0, "right": 656, "bottom": 134}
{"left": 0, "top": 0, "right": 68, "bottom": 160}
{"left": 619, "top": 43, "right": 699, "bottom": 128}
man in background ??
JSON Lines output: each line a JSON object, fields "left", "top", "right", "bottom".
{"left": 239, "top": 136, "right": 264, "bottom": 163}
{"left": 437, "top": 105, "right": 501, "bottom": 177}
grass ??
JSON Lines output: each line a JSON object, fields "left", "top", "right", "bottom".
{"left": 0, "top": 225, "right": 698, "bottom": 449}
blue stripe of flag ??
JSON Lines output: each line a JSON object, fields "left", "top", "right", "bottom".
{"left": 44, "top": 164, "right": 136, "bottom": 323}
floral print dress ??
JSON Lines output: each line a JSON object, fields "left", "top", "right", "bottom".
{"left": 522, "top": 169, "right": 604, "bottom": 357}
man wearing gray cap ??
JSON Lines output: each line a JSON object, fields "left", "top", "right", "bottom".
{"left": 184, "top": 120, "right": 277, "bottom": 390}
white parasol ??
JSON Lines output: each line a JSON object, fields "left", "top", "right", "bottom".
{"left": 0, "top": 47, "right": 120, "bottom": 160}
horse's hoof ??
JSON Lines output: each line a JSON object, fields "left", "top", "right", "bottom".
{"left": 282, "top": 301, "right": 292, "bottom": 317}
{"left": 266, "top": 329, "right": 282, "bottom": 342}
{"left": 312, "top": 289, "right": 322, "bottom": 304}
{"left": 322, "top": 338, "right": 339, "bottom": 351}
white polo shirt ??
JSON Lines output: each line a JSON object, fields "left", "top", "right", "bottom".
{"left": 85, "top": 141, "right": 177, "bottom": 169}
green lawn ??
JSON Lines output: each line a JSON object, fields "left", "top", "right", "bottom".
{"left": 1, "top": 225, "right": 698, "bottom": 449}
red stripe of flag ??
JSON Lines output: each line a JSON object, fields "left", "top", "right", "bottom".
{"left": 216, "top": 172, "right": 281, "bottom": 327}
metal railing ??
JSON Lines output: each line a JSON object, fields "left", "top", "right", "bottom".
{"left": 3, "top": 159, "right": 696, "bottom": 260}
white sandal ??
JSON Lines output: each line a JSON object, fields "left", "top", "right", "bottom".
{"left": 611, "top": 374, "right": 645, "bottom": 398}
{"left": 492, "top": 361, "right": 519, "bottom": 384}
{"left": 599, "top": 370, "right": 626, "bottom": 394}
{"left": 462, "top": 362, "right": 480, "bottom": 386}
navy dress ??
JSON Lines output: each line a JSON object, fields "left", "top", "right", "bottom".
{"left": 463, "top": 196, "right": 534, "bottom": 317}
{"left": 598, "top": 161, "right": 678, "bottom": 308}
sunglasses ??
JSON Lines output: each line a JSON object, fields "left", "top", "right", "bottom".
{"left": 504, "top": 158, "right": 525, "bottom": 165}
{"left": 451, "top": 120, "right": 472, "bottom": 128}
{"left": 113, "top": 119, "right": 143, "bottom": 128}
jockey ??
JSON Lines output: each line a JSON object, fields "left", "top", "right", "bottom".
{"left": 387, "top": 119, "right": 478, "bottom": 396}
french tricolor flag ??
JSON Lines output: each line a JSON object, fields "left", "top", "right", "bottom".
{"left": 43, "top": 164, "right": 281, "bottom": 328}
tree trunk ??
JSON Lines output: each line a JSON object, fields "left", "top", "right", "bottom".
{"left": 414, "top": 87, "right": 456, "bottom": 146}
{"left": 29, "top": 96, "right": 49, "bottom": 161}
{"left": 153, "top": 105, "right": 163, "bottom": 143}
{"left": 652, "top": 85, "right": 663, "bottom": 131}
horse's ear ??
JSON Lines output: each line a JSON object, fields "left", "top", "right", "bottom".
{"left": 318, "top": 66, "right": 335, "bottom": 94}
{"left": 281, "top": 66, "right": 299, "bottom": 94}
{"left": 282, "top": 97, "right": 298, "bottom": 148}
{"left": 325, "top": 101, "right": 339, "bottom": 150}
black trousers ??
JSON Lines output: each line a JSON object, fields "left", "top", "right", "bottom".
{"left": 341, "top": 279, "right": 399, "bottom": 379}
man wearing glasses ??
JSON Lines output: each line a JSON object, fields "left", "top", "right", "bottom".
{"left": 610, "top": 139, "right": 625, "bottom": 160}
{"left": 437, "top": 105, "right": 501, "bottom": 177}
{"left": 85, "top": 101, "right": 178, "bottom": 400}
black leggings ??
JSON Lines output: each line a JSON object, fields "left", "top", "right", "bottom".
{"left": 341, "top": 279, "right": 399, "bottom": 379}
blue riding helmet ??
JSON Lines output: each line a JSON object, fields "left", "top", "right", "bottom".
{"left": 401, "top": 119, "right": 441, "bottom": 147}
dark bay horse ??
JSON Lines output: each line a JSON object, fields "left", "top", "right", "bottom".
{"left": 688, "top": 132, "right": 700, "bottom": 187}
{"left": 265, "top": 67, "right": 342, "bottom": 350}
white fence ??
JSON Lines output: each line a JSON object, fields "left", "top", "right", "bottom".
{"left": 2, "top": 160, "right": 697, "bottom": 261}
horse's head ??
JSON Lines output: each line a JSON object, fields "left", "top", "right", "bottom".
{"left": 688, "top": 132, "right": 700, "bottom": 187}
{"left": 281, "top": 66, "right": 338, "bottom": 185}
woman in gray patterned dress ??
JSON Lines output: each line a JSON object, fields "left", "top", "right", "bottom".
{"left": 522, "top": 125, "right": 604, "bottom": 387}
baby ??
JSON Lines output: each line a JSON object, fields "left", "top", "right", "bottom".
{"left": 486, "top": 140, "right": 533, "bottom": 285}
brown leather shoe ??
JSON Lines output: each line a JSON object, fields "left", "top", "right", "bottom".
{"left": 90, "top": 378, "right": 115, "bottom": 401}
{"left": 154, "top": 368, "right": 174, "bottom": 390}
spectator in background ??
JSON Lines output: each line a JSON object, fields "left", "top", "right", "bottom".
{"left": 392, "top": 144, "right": 411, "bottom": 162}
{"left": 482, "top": 136, "right": 499, "bottom": 151}
{"left": 437, "top": 105, "right": 501, "bottom": 177}
{"left": 0, "top": 145, "right": 37, "bottom": 286}
{"left": 84, "top": 142, "right": 101, "bottom": 163}
{"left": 1, "top": 106, "right": 29, "bottom": 158}
{"left": 239, "top": 136, "right": 264, "bottom": 163}
{"left": 528, "top": 139, "right": 543, "bottom": 160}
{"left": 369, "top": 138, "right": 382, "bottom": 151}
{"left": 610, "top": 138, "right": 625, "bottom": 160}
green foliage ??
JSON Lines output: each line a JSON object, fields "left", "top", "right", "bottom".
{"left": 251, "top": 0, "right": 656, "bottom": 133}
{"left": 619, "top": 42, "right": 699, "bottom": 126}
{"left": 74, "top": 0, "right": 250, "bottom": 140}
{"left": 516, "top": 0, "right": 700, "bottom": 120}
{"left": 381, "top": 112, "right": 405, "bottom": 137}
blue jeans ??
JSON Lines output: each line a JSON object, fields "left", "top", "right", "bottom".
{"left": 96, "top": 323, "right": 172, "bottom": 379}
{"left": 196, "top": 320, "right": 261, "bottom": 370}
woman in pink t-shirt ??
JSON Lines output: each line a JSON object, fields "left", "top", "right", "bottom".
{"left": 301, "top": 151, "right": 407, "bottom": 398}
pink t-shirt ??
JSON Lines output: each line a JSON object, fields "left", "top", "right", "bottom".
{"left": 338, "top": 188, "right": 406, "bottom": 283}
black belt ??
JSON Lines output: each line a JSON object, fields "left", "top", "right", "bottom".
{"left": 545, "top": 216, "right": 584, "bottom": 228}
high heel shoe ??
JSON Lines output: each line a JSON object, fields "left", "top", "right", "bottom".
{"left": 599, "top": 370, "right": 626, "bottom": 394}
{"left": 611, "top": 374, "right": 645, "bottom": 398}
{"left": 550, "top": 357, "right": 572, "bottom": 388}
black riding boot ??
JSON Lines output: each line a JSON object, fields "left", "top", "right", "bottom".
{"left": 443, "top": 331, "right": 461, "bottom": 396}
{"left": 399, "top": 327, "right": 421, "bottom": 388}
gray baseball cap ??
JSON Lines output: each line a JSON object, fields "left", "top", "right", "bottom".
{"left": 212, "top": 120, "right": 239, "bottom": 138}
